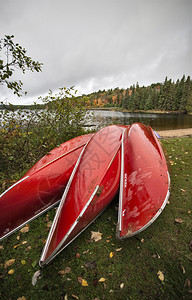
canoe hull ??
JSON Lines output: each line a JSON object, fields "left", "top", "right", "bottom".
{"left": 0, "top": 133, "right": 93, "bottom": 241}
{"left": 117, "top": 123, "right": 170, "bottom": 239}
{"left": 40, "top": 125, "right": 125, "bottom": 265}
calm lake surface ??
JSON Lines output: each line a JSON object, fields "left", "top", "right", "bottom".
{"left": 88, "top": 110, "right": 192, "bottom": 131}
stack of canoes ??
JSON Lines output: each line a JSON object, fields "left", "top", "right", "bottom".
{"left": 0, "top": 123, "right": 170, "bottom": 266}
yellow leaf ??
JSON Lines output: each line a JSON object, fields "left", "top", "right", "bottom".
{"left": 17, "top": 297, "right": 27, "bottom": 300}
{"left": 14, "top": 244, "right": 20, "bottom": 249}
{"left": 99, "top": 278, "right": 106, "bottom": 282}
{"left": 21, "top": 260, "right": 26, "bottom": 265}
{"left": 81, "top": 279, "right": 89, "bottom": 286}
{"left": 0, "top": 245, "right": 4, "bottom": 250}
{"left": 4, "top": 259, "right": 15, "bottom": 268}
{"left": 110, "top": 252, "right": 114, "bottom": 258}
{"left": 157, "top": 270, "right": 164, "bottom": 281}
{"left": 8, "top": 269, "right": 15, "bottom": 275}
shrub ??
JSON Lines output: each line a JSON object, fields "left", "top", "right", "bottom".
{"left": 0, "top": 87, "right": 89, "bottom": 182}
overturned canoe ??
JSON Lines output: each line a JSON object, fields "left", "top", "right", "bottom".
{"left": 0, "top": 133, "right": 93, "bottom": 241}
{"left": 117, "top": 123, "right": 170, "bottom": 239}
{"left": 40, "top": 125, "right": 125, "bottom": 266}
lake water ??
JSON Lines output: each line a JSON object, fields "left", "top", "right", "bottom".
{"left": 88, "top": 110, "right": 192, "bottom": 131}
{"left": 1, "top": 109, "right": 192, "bottom": 131}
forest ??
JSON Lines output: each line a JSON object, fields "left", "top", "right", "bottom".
{"left": 83, "top": 75, "right": 192, "bottom": 113}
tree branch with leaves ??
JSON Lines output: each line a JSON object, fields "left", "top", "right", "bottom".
{"left": 0, "top": 35, "right": 43, "bottom": 97}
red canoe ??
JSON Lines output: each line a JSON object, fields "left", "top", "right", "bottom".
{"left": 40, "top": 125, "right": 125, "bottom": 266}
{"left": 117, "top": 123, "right": 170, "bottom": 239}
{"left": 0, "top": 133, "right": 93, "bottom": 241}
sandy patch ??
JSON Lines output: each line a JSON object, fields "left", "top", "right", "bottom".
{"left": 157, "top": 128, "right": 192, "bottom": 138}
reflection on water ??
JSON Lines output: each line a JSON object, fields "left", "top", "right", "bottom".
{"left": 88, "top": 110, "right": 192, "bottom": 131}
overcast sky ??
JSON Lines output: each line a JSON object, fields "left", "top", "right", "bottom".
{"left": 0, "top": 0, "right": 191, "bottom": 104}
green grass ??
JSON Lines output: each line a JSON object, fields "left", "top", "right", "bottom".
{"left": 0, "top": 137, "right": 192, "bottom": 300}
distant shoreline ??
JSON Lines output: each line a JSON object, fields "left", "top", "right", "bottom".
{"left": 88, "top": 107, "right": 190, "bottom": 115}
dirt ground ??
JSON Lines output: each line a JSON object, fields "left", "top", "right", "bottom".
{"left": 157, "top": 128, "right": 192, "bottom": 138}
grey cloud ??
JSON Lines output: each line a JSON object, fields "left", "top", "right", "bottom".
{"left": 0, "top": 0, "right": 191, "bottom": 104}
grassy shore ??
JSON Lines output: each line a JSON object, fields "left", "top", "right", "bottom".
{"left": 0, "top": 136, "right": 192, "bottom": 300}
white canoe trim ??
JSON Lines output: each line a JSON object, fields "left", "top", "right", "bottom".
{"left": 0, "top": 176, "right": 29, "bottom": 198}
{"left": 117, "top": 128, "right": 126, "bottom": 233}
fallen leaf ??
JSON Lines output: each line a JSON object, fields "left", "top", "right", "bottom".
{"left": 13, "top": 244, "right": 20, "bottom": 249}
{"left": 181, "top": 189, "right": 187, "bottom": 192}
{"left": 8, "top": 269, "right": 15, "bottom": 275}
{"left": 184, "top": 278, "right": 191, "bottom": 288}
{"left": 46, "top": 221, "right": 52, "bottom": 228}
{"left": 32, "top": 270, "right": 41, "bottom": 286}
{"left": 78, "top": 277, "right": 83, "bottom": 284}
{"left": 91, "top": 231, "right": 102, "bottom": 242}
{"left": 21, "top": 260, "right": 26, "bottom": 265}
{"left": 17, "top": 297, "right": 27, "bottom": 300}
{"left": 188, "top": 210, "right": 191, "bottom": 214}
{"left": 64, "top": 267, "right": 71, "bottom": 274}
{"left": 109, "top": 252, "right": 114, "bottom": 258}
{"left": 0, "top": 245, "right": 4, "bottom": 250}
{"left": 120, "top": 283, "right": 124, "bottom": 289}
{"left": 83, "top": 249, "right": 89, "bottom": 254}
{"left": 58, "top": 267, "right": 71, "bottom": 275}
{"left": 76, "top": 252, "right": 81, "bottom": 258}
{"left": 175, "top": 218, "right": 183, "bottom": 224}
{"left": 180, "top": 265, "right": 185, "bottom": 274}
{"left": 157, "top": 270, "right": 164, "bottom": 282}
{"left": 20, "top": 224, "right": 29, "bottom": 233}
{"left": 25, "top": 246, "right": 31, "bottom": 251}
{"left": 17, "top": 236, "right": 20, "bottom": 240}
{"left": 82, "top": 279, "right": 89, "bottom": 286}
{"left": 92, "top": 279, "right": 98, "bottom": 287}
{"left": 71, "top": 295, "right": 79, "bottom": 300}
{"left": 4, "top": 259, "right": 15, "bottom": 268}
{"left": 99, "top": 278, "right": 106, "bottom": 282}
{"left": 22, "top": 241, "right": 28, "bottom": 245}
{"left": 64, "top": 295, "right": 68, "bottom": 300}
{"left": 58, "top": 270, "right": 66, "bottom": 275}
{"left": 141, "top": 238, "right": 145, "bottom": 243}
{"left": 78, "top": 277, "right": 88, "bottom": 286}
{"left": 116, "top": 248, "right": 122, "bottom": 252}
